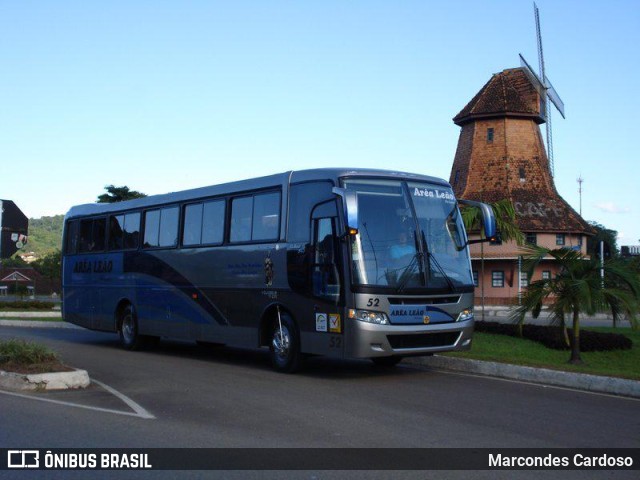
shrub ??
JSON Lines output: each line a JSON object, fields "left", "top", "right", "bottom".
{"left": 0, "top": 300, "right": 57, "bottom": 311}
{"left": 475, "top": 321, "right": 633, "bottom": 352}
{"left": 0, "top": 339, "right": 59, "bottom": 365}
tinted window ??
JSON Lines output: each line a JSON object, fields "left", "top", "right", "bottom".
{"left": 202, "top": 200, "right": 225, "bottom": 244}
{"left": 252, "top": 192, "right": 280, "bottom": 241}
{"left": 183, "top": 203, "right": 203, "bottom": 246}
{"left": 144, "top": 207, "right": 179, "bottom": 248}
{"left": 288, "top": 181, "right": 334, "bottom": 243}
{"left": 109, "top": 215, "right": 125, "bottom": 250}
{"left": 65, "top": 220, "right": 79, "bottom": 254}
{"left": 159, "top": 207, "right": 179, "bottom": 247}
{"left": 144, "top": 210, "right": 161, "bottom": 248}
{"left": 183, "top": 200, "right": 225, "bottom": 246}
{"left": 78, "top": 218, "right": 106, "bottom": 253}
{"left": 123, "top": 212, "right": 140, "bottom": 249}
{"left": 230, "top": 196, "right": 253, "bottom": 242}
{"left": 93, "top": 219, "right": 106, "bottom": 251}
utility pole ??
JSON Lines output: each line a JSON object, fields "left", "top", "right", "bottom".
{"left": 577, "top": 175, "right": 584, "bottom": 216}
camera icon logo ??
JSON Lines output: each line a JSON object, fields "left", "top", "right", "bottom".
{"left": 7, "top": 450, "right": 40, "bottom": 468}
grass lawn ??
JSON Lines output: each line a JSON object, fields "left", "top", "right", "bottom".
{"left": 445, "top": 327, "right": 639, "bottom": 381}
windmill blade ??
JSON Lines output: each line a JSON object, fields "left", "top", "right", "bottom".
{"left": 519, "top": 53, "right": 546, "bottom": 95}
{"left": 519, "top": 53, "right": 548, "bottom": 119}
{"left": 544, "top": 76, "right": 565, "bottom": 118}
{"left": 535, "top": 2, "right": 546, "bottom": 80}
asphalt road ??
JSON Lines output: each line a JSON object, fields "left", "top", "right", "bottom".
{"left": 1, "top": 326, "right": 638, "bottom": 479}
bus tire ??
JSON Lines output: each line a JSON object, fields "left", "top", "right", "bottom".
{"left": 269, "top": 313, "right": 302, "bottom": 373}
{"left": 118, "top": 304, "right": 145, "bottom": 351}
{"left": 371, "top": 355, "right": 403, "bottom": 367}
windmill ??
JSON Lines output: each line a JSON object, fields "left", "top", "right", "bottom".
{"left": 519, "top": 2, "right": 565, "bottom": 177}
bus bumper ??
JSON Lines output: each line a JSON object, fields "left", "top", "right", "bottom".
{"left": 347, "top": 319, "right": 474, "bottom": 359}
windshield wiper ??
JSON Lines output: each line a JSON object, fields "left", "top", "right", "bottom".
{"left": 396, "top": 232, "right": 427, "bottom": 292}
{"left": 396, "top": 252, "right": 420, "bottom": 293}
{"left": 420, "top": 230, "right": 455, "bottom": 292}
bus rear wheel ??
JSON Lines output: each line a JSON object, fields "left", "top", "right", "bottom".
{"left": 118, "top": 304, "right": 146, "bottom": 351}
{"left": 269, "top": 313, "right": 302, "bottom": 373}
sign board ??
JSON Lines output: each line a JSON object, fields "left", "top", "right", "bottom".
{"left": 0, "top": 200, "right": 29, "bottom": 259}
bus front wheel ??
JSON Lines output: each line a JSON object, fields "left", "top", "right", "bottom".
{"left": 269, "top": 313, "right": 302, "bottom": 373}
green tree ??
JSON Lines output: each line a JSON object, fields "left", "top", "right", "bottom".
{"left": 32, "top": 250, "right": 62, "bottom": 293}
{"left": 587, "top": 221, "right": 618, "bottom": 260}
{"left": 511, "top": 246, "right": 640, "bottom": 364}
{"left": 97, "top": 185, "right": 147, "bottom": 203}
{"left": 0, "top": 256, "right": 28, "bottom": 268}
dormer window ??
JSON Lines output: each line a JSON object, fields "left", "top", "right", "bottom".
{"left": 519, "top": 167, "right": 526, "bottom": 183}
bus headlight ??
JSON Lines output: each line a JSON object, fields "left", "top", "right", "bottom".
{"left": 456, "top": 309, "right": 474, "bottom": 322}
{"left": 348, "top": 309, "right": 390, "bottom": 325}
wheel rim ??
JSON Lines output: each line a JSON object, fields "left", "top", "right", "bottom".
{"left": 272, "top": 324, "right": 291, "bottom": 363}
{"left": 122, "top": 311, "right": 135, "bottom": 344}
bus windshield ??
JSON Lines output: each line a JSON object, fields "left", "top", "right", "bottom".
{"left": 343, "top": 179, "right": 473, "bottom": 291}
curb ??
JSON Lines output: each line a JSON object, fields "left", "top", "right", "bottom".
{"left": 0, "top": 368, "right": 90, "bottom": 391}
{"left": 0, "top": 312, "right": 61, "bottom": 318}
{"left": 0, "top": 320, "right": 80, "bottom": 329}
{"left": 405, "top": 355, "right": 640, "bottom": 399}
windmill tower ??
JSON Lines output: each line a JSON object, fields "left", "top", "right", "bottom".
{"left": 519, "top": 2, "right": 565, "bottom": 176}
{"left": 448, "top": 67, "right": 592, "bottom": 304}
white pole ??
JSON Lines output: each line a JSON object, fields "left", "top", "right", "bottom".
{"left": 518, "top": 255, "right": 522, "bottom": 305}
{"left": 600, "top": 240, "right": 605, "bottom": 289}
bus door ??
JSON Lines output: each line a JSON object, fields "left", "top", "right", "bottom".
{"left": 304, "top": 200, "right": 345, "bottom": 357}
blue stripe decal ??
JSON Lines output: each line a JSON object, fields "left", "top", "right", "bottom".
{"left": 123, "top": 252, "right": 228, "bottom": 325}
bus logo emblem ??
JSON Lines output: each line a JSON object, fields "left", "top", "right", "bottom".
{"left": 423, "top": 316, "right": 430, "bottom": 324}
{"left": 264, "top": 254, "right": 274, "bottom": 286}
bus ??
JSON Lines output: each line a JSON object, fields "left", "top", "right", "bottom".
{"left": 62, "top": 168, "right": 496, "bottom": 372}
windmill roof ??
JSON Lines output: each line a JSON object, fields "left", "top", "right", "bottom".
{"left": 453, "top": 68, "right": 544, "bottom": 126}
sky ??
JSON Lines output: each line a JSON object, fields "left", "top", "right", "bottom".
{"left": 1, "top": 0, "right": 639, "bottom": 246}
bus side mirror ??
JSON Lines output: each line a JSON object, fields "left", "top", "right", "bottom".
{"left": 332, "top": 187, "right": 359, "bottom": 236}
{"left": 458, "top": 199, "right": 498, "bottom": 244}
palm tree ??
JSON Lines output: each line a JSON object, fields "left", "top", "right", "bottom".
{"left": 511, "top": 246, "right": 640, "bottom": 364}
{"left": 460, "top": 199, "right": 524, "bottom": 321}
{"left": 460, "top": 198, "right": 524, "bottom": 245}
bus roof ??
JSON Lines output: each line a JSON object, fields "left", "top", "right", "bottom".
{"left": 65, "top": 168, "right": 451, "bottom": 219}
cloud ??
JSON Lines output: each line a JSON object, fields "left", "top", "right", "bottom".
{"left": 593, "top": 202, "right": 631, "bottom": 214}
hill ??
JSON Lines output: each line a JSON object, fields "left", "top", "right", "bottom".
{"left": 22, "top": 215, "right": 64, "bottom": 258}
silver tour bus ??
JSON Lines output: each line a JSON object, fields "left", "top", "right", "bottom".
{"left": 62, "top": 168, "right": 496, "bottom": 372}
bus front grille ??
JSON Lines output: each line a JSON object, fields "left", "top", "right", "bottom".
{"left": 387, "top": 332, "right": 460, "bottom": 350}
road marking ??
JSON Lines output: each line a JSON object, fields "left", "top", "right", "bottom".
{"left": 91, "top": 379, "right": 155, "bottom": 419}
{"left": 0, "top": 380, "right": 156, "bottom": 419}
{"left": 419, "top": 366, "right": 640, "bottom": 402}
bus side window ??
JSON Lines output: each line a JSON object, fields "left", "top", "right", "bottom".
{"left": 79, "top": 218, "right": 106, "bottom": 253}
{"left": 123, "top": 212, "right": 141, "bottom": 249}
{"left": 65, "top": 220, "right": 79, "bottom": 254}
{"left": 312, "top": 216, "right": 340, "bottom": 303}
{"left": 109, "top": 215, "right": 125, "bottom": 250}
